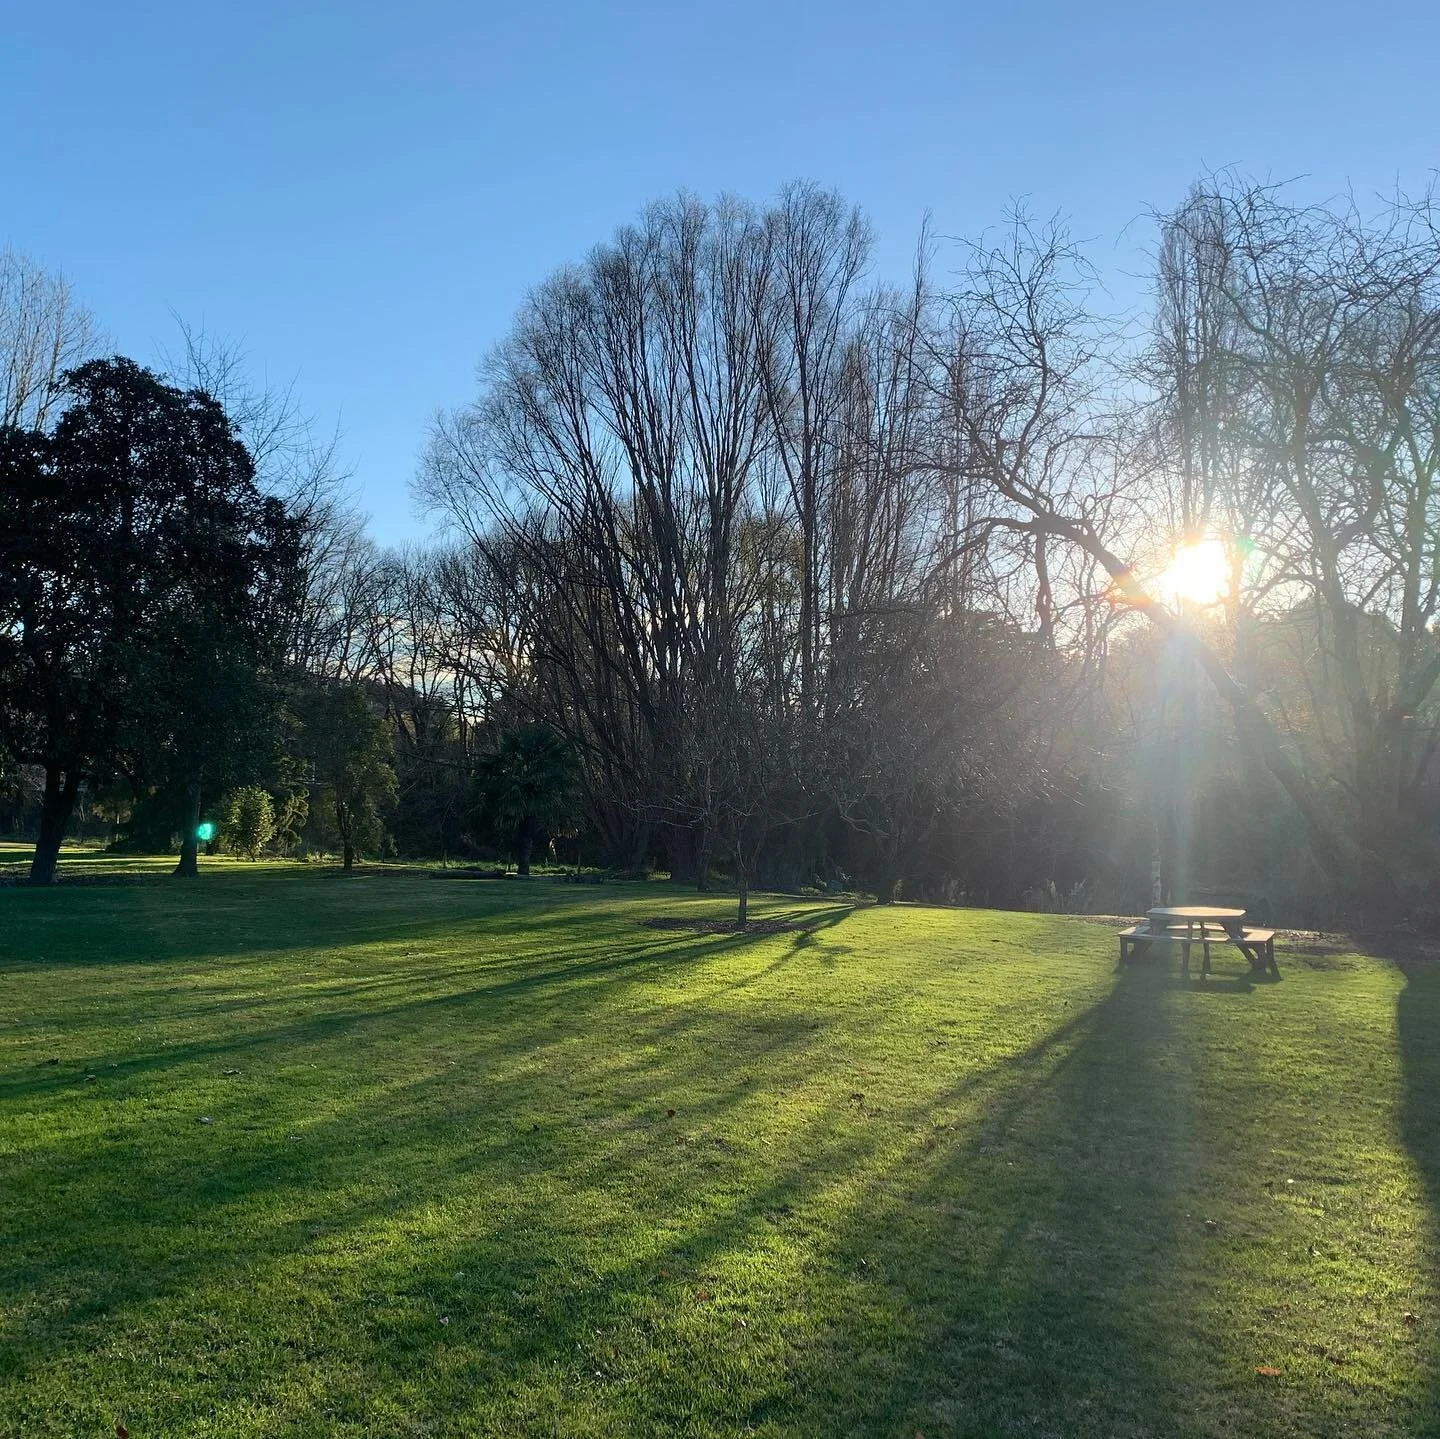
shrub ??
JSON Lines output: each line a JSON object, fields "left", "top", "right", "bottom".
{"left": 220, "top": 786, "right": 275, "bottom": 860}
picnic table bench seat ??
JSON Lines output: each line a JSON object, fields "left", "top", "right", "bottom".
{"left": 1118, "top": 922, "right": 1278, "bottom": 978}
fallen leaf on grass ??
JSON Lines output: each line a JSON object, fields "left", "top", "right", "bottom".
{"left": 1404, "top": 1311, "right": 1419, "bottom": 1325}
{"left": 1255, "top": 1365, "right": 1280, "bottom": 1377}
{"left": 116, "top": 1427, "right": 128, "bottom": 1438}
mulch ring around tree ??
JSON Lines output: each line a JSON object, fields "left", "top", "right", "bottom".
{"left": 640, "top": 916, "right": 814, "bottom": 935}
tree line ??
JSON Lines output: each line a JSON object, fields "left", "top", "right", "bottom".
{"left": 5, "top": 174, "right": 1440, "bottom": 922}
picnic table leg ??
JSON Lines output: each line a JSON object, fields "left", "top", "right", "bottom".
{"left": 1202, "top": 939, "right": 1211, "bottom": 977}
{"left": 1181, "top": 939, "right": 1191, "bottom": 978}
{"left": 1267, "top": 937, "right": 1279, "bottom": 977}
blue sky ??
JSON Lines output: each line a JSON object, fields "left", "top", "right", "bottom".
{"left": 4, "top": 0, "right": 1436, "bottom": 541}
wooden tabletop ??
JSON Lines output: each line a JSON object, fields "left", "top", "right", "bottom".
{"left": 1148, "top": 906, "right": 1246, "bottom": 921}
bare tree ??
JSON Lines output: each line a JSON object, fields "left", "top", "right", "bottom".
{"left": 930, "top": 186, "right": 1440, "bottom": 909}
{"left": 755, "top": 183, "right": 872, "bottom": 730}
{"left": 420, "top": 193, "right": 779, "bottom": 874}
{"left": 406, "top": 179, "right": 1440, "bottom": 913}
{"left": 1185, "top": 183, "right": 1440, "bottom": 839}
{"left": 0, "top": 247, "right": 100, "bottom": 429}
{"left": 163, "top": 322, "right": 372, "bottom": 679}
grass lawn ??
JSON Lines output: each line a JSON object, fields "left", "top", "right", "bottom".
{"left": 0, "top": 841, "right": 181, "bottom": 878}
{"left": 2, "top": 866, "right": 1438, "bottom": 1437}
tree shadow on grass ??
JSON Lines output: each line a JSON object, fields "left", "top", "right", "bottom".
{"left": 0, "top": 929, "right": 858, "bottom": 1430}
{"left": 1393, "top": 957, "right": 1440, "bottom": 1439}
{"left": 0, "top": 917, "right": 771, "bottom": 1105}
{"left": 12, "top": 907, "right": 1414, "bottom": 1436}
{"left": 723, "top": 949, "right": 1421, "bottom": 1438}
{"left": 772, "top": 947, "right": 1436, "bottom": 1439}
{"left": 329, "top": 962, "right": 1209, "bottom": 1436}
{"left": 2, "top": 874, "right": 859, "bottom": 979}
{"left": 752, "top": 961, "right": 1203, "bottom": 1436}
{"left": 1, "top": 880, "right": 638, "bottom": 972}
{"left": 11, "top": 962, "right": 1170, "bottom": 1433}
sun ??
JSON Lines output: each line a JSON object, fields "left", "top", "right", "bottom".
{"left": 1159, "top": 538, "right": 1230, "bottom": 607}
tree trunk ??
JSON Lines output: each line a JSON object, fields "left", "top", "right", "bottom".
{"left": 335, "top": 792, "right": 355, "bottom": 871}
{"left": 695, "top": 821, "right": 711, "bottom": 893}
{"left": 173, "top": 778, "right": 202, "bottom": 878}
{"left": 29, "top": 766, "right": 79, "bottom": 885}
{"left": 799, "top": 512, "right": 815, "bottom": 732}
{"left": 873, "top": 836, "right": 900, "bottom": 905}
{"left": 516, "top": 819, "right": 533, "bottom": 877}
{"left": 736, "top": 862, "right": 748, "bottom": 929}
{"left": 665, "top": 822, "right": 698, "bottom": 886}
{"left": 1355, "top": 707, "right": 1414, "bottom": 854}
{"left": 627, "top": 821, "right": 651, "bottom": 875}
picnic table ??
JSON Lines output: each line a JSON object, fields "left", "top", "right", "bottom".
{"left": 1118, "top": 904, "right": 1277, "bottom": 978}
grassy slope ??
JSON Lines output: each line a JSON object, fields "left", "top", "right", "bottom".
{"left": 1, "top": 866, "right": 1437, "bottom": 1438}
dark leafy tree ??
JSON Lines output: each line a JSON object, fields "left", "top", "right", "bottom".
{"left": 0, "top": 357, "right": 298, "bottom": 883}
{"left": 475, "top": 725, "right": 577, "bottom": 876}
{"left": 298, "top": 681, "right": 397, "bottom": 870}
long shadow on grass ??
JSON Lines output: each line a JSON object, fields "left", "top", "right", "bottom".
{"left": 742, "top": 960, "right": 1203, "bottom": 1436}
{"left": 1394, "top": 957, "right": 1440, "bottom": 1438}
{"left": 319, "top": 960, "right": 1205, "bottom": 1436}
{"left": 0, "top": 922, "right": 837, "bottom": 1393}
{"left": 0, "top": 876, "right": 647, "bottom": 972}
{"left": 0, "top": 919, "right": 1223, "bottom": 1435}
{"left": 0, "top": 927, "right": 730, "bottom": 1104}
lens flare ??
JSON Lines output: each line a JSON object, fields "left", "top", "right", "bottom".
{"left": 196, "top": 821, "right": 217, "bottom": 843}
{"left": 1159, "top": 538, "right": 1229, "bottom": 607}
